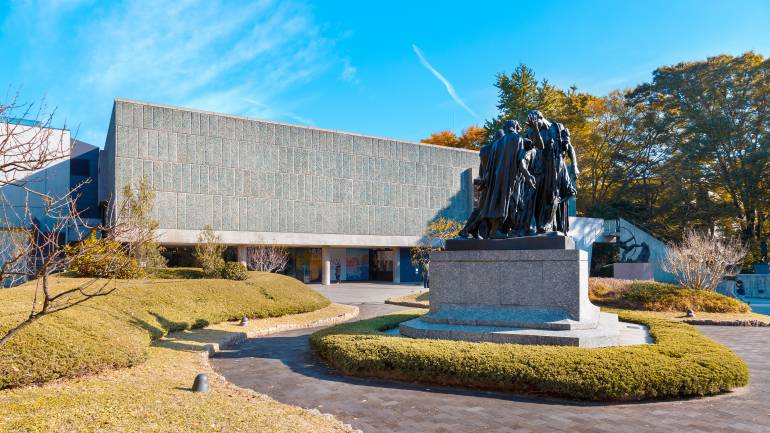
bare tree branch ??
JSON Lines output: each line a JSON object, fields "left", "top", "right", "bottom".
{"left": 247, "top": 246, "right": 289, "bottom": 273}
{"left": 0, "top": 94, "right": 155, "bottom": 347}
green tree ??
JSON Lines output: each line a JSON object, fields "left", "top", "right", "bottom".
{"left": 485, "top": 64, "right": 566, "bottom": 135}
{"left": 194, "top": 225, "right": 226, "bottom": 278}
{"left": 628, "top": 52, "right": 770, "bottom": 242}
{"left": 122, "top": 178, "right": 166, "bottom": 268}
{"left": 410, "top": 217, "right": 462, "bottom": 274}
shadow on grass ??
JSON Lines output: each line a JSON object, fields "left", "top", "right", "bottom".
{"left": 154, "top": 327, "right": 245, "bottom": 353}
{"left": 128, "top": 311, "right": 214, "bottom": 344}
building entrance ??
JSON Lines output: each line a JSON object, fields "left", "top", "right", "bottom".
{"left": 369, "top": 249, "right": 393, "bottom": 281}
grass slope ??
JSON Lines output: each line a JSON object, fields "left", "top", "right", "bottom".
{"left": 589, "top": 278, "right": 750, "bottom": 313}
{"left": 387, "top": 291, "right": 429, "bottom": 307}
{"left": 0, "top": 304, "right": 356, "bottom": 433}
{"left": 0, "top": 272, "right": 329, "bottom": 389}
{"left": 311, "top": 309, "right": 749, "bottom": 401}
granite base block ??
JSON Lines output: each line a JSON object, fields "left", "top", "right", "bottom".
{"left": 429, "top": 249, "right": 598, "bottom": 324}
{"left": 409, "top": 245, "right": 633, "bottom": 347}
{"left": 613, "top": 262, "right": 654, "bottom": 280}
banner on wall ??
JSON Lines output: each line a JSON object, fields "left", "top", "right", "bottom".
{"left": 346, "top": 249, "right": 369, "bottom": 281}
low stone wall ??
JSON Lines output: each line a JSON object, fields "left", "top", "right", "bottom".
{"left": 684, "top": 318, "right": 770, "bottom": 327}
{"left": 199, "top": 304, "right": 359, "bottom": 358}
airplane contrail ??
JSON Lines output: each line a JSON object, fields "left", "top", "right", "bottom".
{"left": 412, "top": 44, "right": 479, "bottom": 119}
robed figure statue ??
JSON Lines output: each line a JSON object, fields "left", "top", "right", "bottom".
{"left": 456, "top": 110, "right": 579, "bottom": 239}
{"left": 525, "top": 110, "right": 578, "bottom": 234}
{"left": 477, "top": 120, "right": 528, "bottom": 238}
{"left": 458, "top": 132, "right": 497, "bottom": 239}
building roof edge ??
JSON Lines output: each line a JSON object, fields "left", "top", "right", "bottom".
{"left": 113, "top": 98, "right": 479, "bottom": 155}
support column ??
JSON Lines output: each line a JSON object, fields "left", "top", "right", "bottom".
{"left": 392, "top": 247, "right": 401, "bottom": 284}
{"left": 321, "top": 247, "right": 331, "bottom": 285}
{"left": 237, "top": 245, "right": 249, "bottom": 269}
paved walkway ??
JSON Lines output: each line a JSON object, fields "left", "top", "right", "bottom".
{"left": 309, "top": 282, "right": 422, "bottom": 305}
{"left": 212, "top": 293, "right": 770, "bottom": 432}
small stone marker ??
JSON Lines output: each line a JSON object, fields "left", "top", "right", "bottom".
{"left": 686, "top": 309, "right": 695, "bottom": 318}
{"left": 192, "top": 373, "right": 209, "bottom": 393}
{"left": 240, "top": 316, "right": 249, "bottom": 327}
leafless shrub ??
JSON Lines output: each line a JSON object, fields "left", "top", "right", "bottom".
{"left": 662, "top": 229, "right": 747, "bottom": 291}
{"left": 247, "top": 246, "right": 289, "bottom": 273}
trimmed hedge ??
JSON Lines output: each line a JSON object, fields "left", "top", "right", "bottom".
{"left": 310, "top": 310, "right": 749, "bottom": 401}
{"left": 589, "top": 278, "right": 749, "bottom": 313}
{"left": 222, "top": 262, "right": 249, "bottom": 280}
{"left": 146, "top": 267, "right": 205, "bottom": 279}
{"left": 0, "top": 272, "right": 329, "bottom": 389}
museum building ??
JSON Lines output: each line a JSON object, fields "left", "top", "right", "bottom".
{"left": 99, "top": 99, "right": 484, "bottom": 284}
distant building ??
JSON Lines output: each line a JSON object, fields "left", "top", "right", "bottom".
{"left": 0, "top": 120, "right": 100, "bottom": 286}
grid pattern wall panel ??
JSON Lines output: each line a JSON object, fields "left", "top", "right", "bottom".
{"left": 111, "top": 101, "right": 478, "bottom": 237}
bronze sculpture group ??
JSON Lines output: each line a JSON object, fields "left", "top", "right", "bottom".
{"left": 459, "top": 110, "right": 579, "bottom": 239}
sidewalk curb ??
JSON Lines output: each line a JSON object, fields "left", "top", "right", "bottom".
{"left": 200, "top": 304, "right": 360, "bottom": 358}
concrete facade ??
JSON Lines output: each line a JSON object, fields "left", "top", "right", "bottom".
{"left": 101, "top": 99, "right": 478, "bottom": 248}
{"left": 99, "top": 99, "right": 478, "bottom": 284}
{"left": 96, "top": 99, "right": 673, "bottom": 286}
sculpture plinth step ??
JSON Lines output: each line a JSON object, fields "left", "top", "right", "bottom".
{"left": 399, "top": 312, "right": 622, "bottom": 348}
{"left": 446, "top": 234, "right": 575, "bottom": 251}
{"left": 422, "top": 305, "right": 598, "bottom": 330}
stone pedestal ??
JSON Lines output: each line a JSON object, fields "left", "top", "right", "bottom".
{"left": 399, "top": 237, "right": 621, "bottom": 347}
{"left": 613, "top": 262, "right": 654, "bottom": 280}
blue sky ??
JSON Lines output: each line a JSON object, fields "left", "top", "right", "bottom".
{"left": 1, "top": 0, "right": 768, "bottom": 147}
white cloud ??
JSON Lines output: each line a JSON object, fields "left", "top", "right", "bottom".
{"left": 340, "top": 58, "right": 358, "bottom": 83}
{"left": 411, "top": 44, "right": 478, "bottom": 119}
{"left": 80, "top": 0, "right": 329, "bottom": 120}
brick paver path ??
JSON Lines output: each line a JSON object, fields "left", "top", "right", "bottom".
{"left": 212, "top": 304, "right": 770, "bottom": 433}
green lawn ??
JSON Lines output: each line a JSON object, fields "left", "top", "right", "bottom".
{"left": 0, "top": 303, "right": 357, "bottom": 433}
{"left": 0, "top": 271, "right": 329, "bottom": 389}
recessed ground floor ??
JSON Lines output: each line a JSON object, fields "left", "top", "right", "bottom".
{"left": 259, "top": 246, "right": 423, "bottom": 285}
{"left": 163, "top": 243, "right": 423, "bottom": 285}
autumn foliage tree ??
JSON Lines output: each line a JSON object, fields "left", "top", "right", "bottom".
{"left": 410, "top": 217, "right": 462, "bottom": 273}
{"left": 419, "top": 53, "right": 769, "bottom": 271}
{"left": 421, "top": 126, "right": 488, "bottom": 150}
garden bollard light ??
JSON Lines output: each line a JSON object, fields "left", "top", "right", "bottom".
{"left": 240, "top": 316, "right": 249, "bottom": 327}
{"left": 686, "top": 309, "right": 695, "bottom": 318}
{"left": 192, "top": 373, "right": 209, "bottom": 393}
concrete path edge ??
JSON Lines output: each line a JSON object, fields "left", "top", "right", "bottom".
{"left": 199, "top": 304, "right": 360, "bottom": 360}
